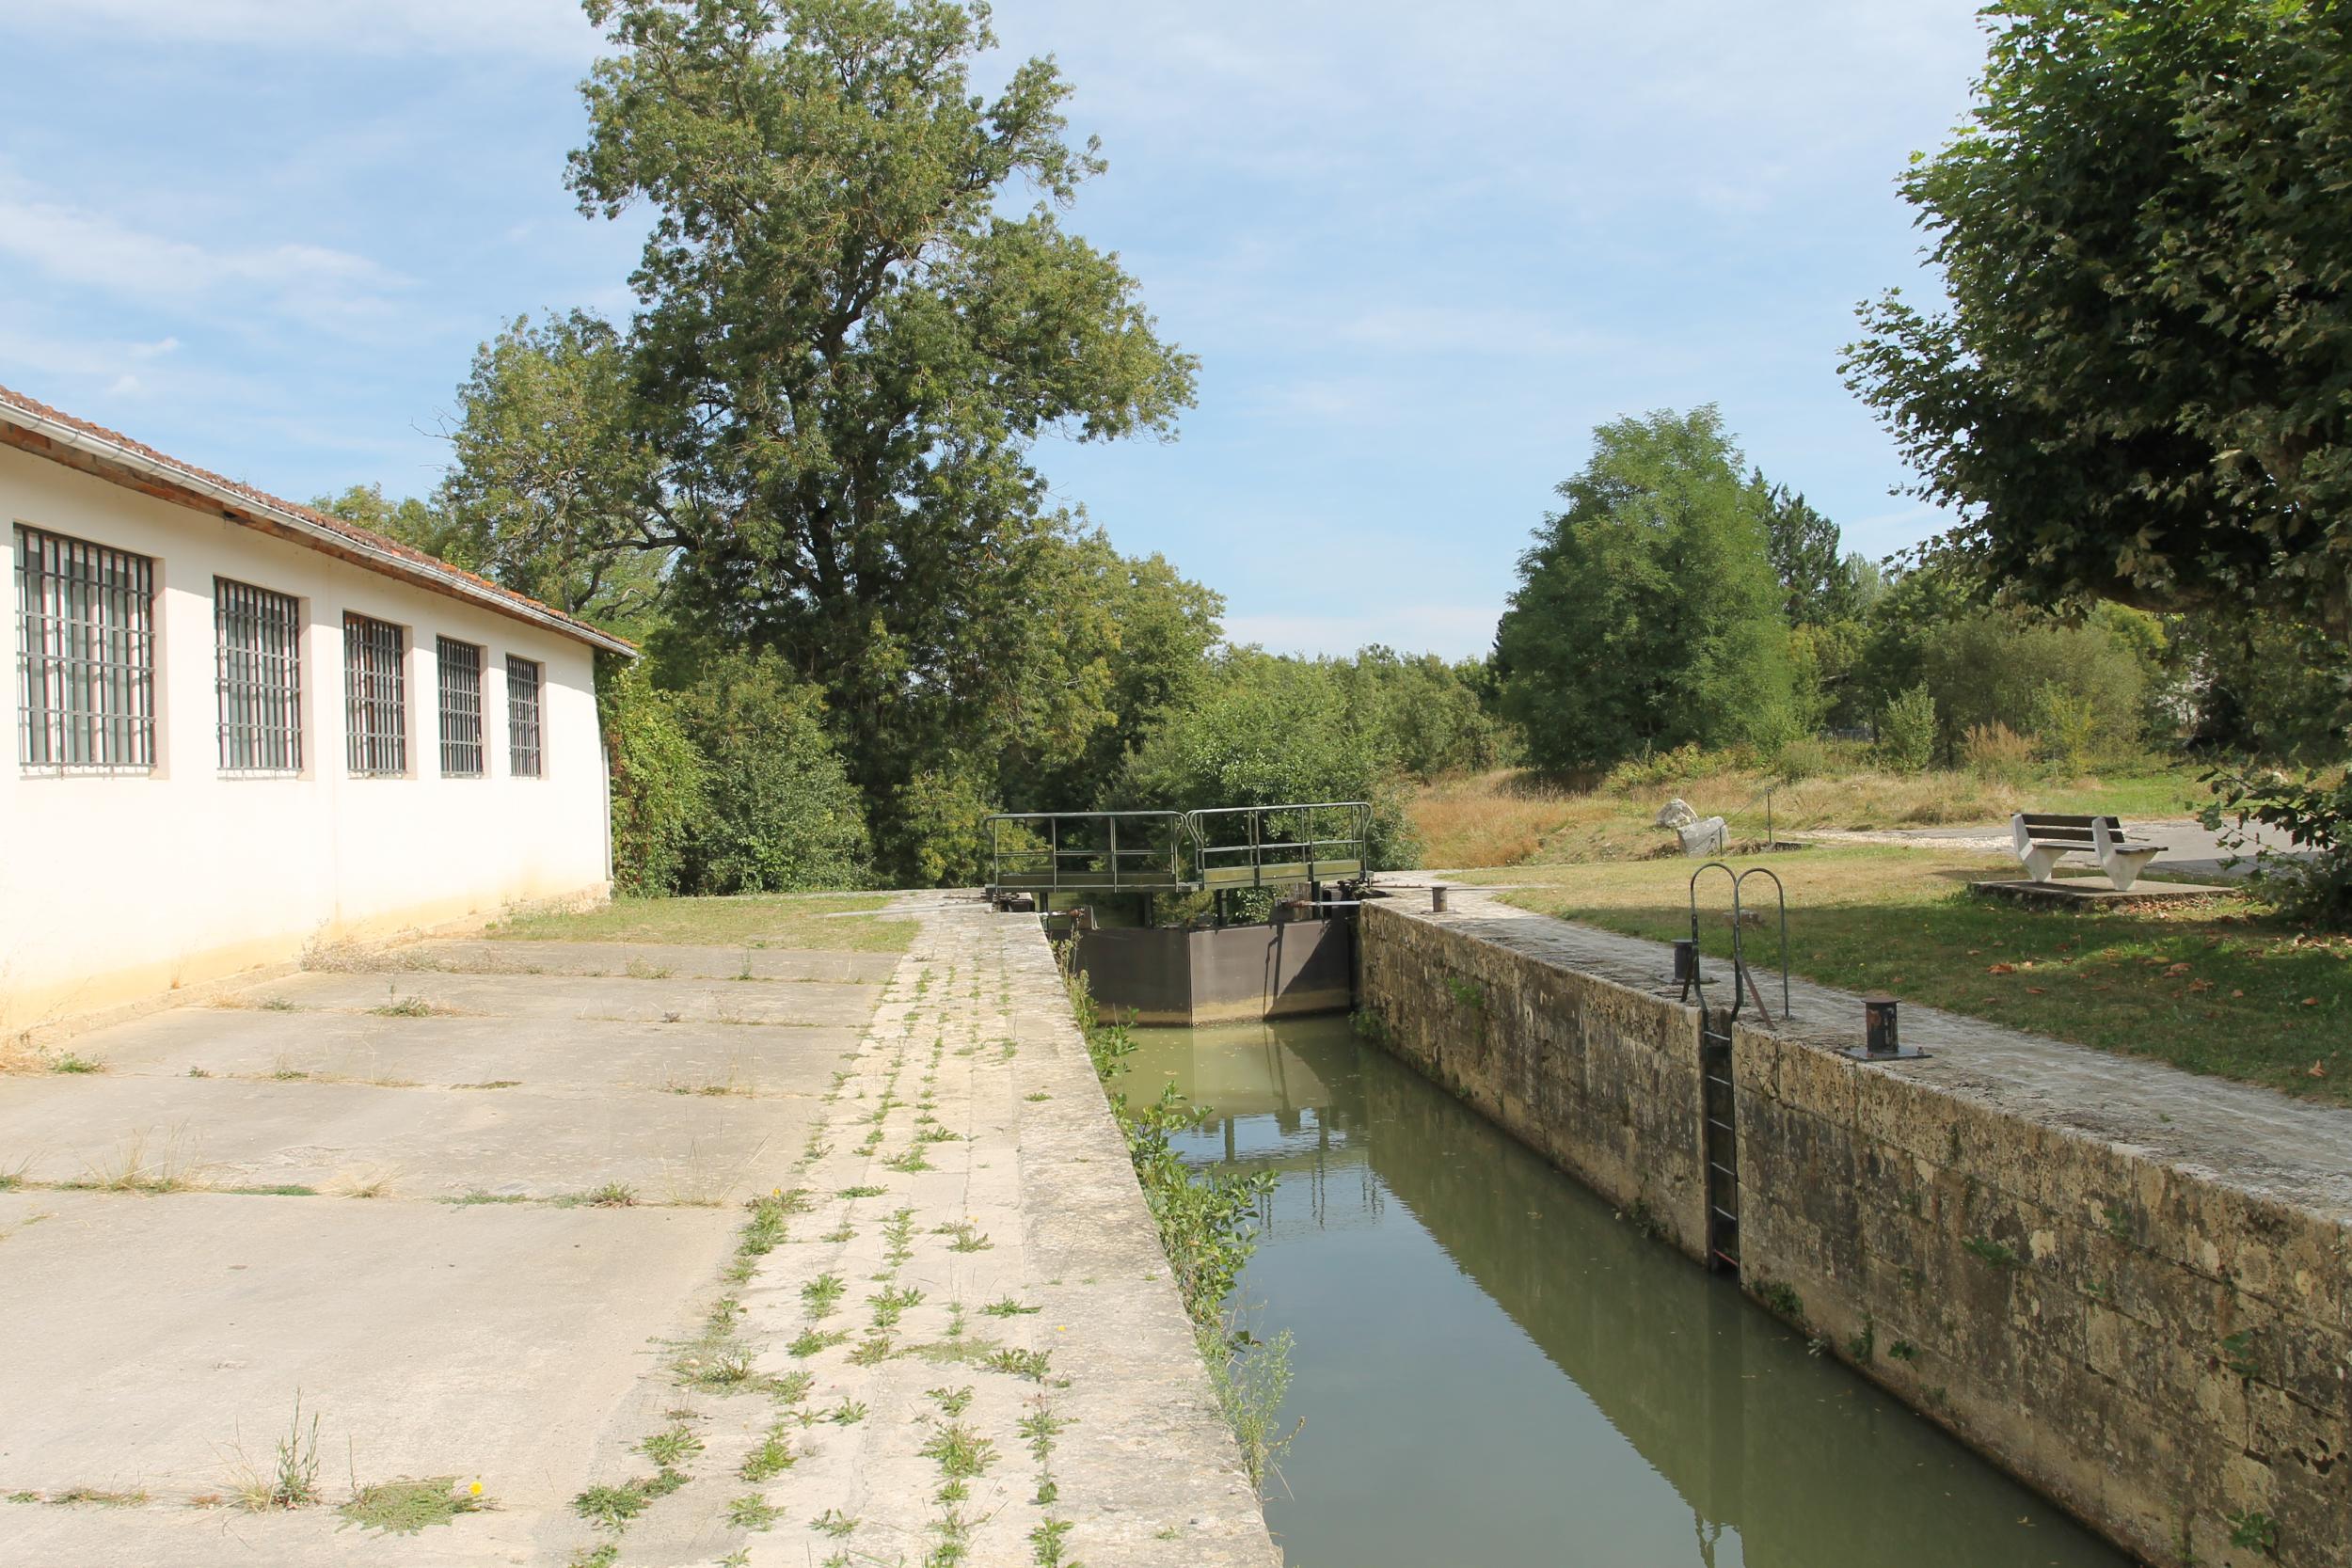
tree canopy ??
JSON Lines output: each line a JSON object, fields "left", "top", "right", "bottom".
{"left": 1843, "top": 0, "right": 2352, "bottom": 641}
{"left": 1494, "top": 407, "right": 1793, "bottom": 772}
{"left": 566, "top": 0, "right": 1198, "bottom": 875}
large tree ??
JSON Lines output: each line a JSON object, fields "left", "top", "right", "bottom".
{"left": 1494, "top": 408, "right": 1793, "bottom": 772}
{"left": 436, "top": 311, "right": 670, "bottom": 628}
{"left": 566, "top": 0, "right": 1198, "bottom": 871}
{"left": 1843, "top": 0, "right": 2352, "bottom": 641}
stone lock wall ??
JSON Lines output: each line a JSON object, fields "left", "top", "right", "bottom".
{"left": 1355, "top": 903, "right": 1713, "bottom": 1264}
{"left": 1358, "top": 899, "right": 2350, "bottom": 1568}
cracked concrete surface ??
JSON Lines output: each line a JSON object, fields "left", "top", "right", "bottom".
{"left": 0, "top": 897, "right": 1278, "bottom": 1566}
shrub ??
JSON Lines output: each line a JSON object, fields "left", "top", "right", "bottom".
{"left": 671, "top": 651, "right": 868, "bottom": 894}
{"left": 1773, "top": 736, "right": 1832, "bottom": 782}
{"left": 1916, "top": 609, "right": 2149, "bottom": 760}
{"left": 1875, "top": 683, "right": 1937, "bottom": 772}
{"left": 2030, "top": 682, "right": 2102, "bottom": 777}
{"left": 598, "top": 657, "right": 705, "bottom": 896}
{"left": 1603, "top": 743, "right": 1708, "bottom": 793}
{"left": 1121, "top": 652, "right": 1420, "bottom": 869}
{"left": 889, "top": 766, "right": 999, "bottom": 888}
{"left": 1960, "top": 721, "right": 2036, "bottom": 784}
{"left": 2201, "top": 766, "right": 2352, "bottom": 928}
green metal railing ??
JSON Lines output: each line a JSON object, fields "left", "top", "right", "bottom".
{"left": 982, "top": 811, "right": 1199, "bottom": 897}
{"left": 1187, "top": 801, "right": 1371, "bottom": 891}
{"left": 981, "top": 801, "right": 1370, "bottom": 901}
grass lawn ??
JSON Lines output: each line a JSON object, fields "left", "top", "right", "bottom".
{"left": 1484, "top": 846, "right": 2352, "bottom": 1107}
{"left": 486, "top": 893, "right": 915, "bottom": 954}
{"left": 1408, "top": 759, "right": 2212, "bottom": 872}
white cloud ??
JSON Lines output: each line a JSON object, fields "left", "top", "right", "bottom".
{"left": 0, "top": 173, "right": 409, "bottom": 331}
{"left": 4, "top": 0, "right": 596, "bottom": 60}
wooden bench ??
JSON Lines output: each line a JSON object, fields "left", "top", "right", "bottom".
{"left": 2010, "top": 813, "right": 2168, "bottom": 892}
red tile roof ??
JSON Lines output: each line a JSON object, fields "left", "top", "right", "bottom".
{"left": 0, "top": 381, "right": 634, "bottom": 656}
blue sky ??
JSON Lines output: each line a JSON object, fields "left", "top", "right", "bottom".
{"left": 0, "top": 0, "right": 1988, "bottom": 660}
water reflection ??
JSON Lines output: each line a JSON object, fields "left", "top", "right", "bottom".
{"left": 1123, "top": 1016, "right": 2129, "bottom": 1568}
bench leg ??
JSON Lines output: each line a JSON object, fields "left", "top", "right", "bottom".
{"left": 2019, "top": 846, "right": 2061, "bottom": 883}
{"left": 2103, "top": 850, "right": 2161, "bottom": 893}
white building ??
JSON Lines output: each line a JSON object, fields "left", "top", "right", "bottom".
{"left": 1, "top": 385, "right": 633, "bottom": 1039}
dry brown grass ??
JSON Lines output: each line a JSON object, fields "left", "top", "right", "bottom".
{"left": 1408, "top": 757, "right": 2201, "bottom": 871}
{"left": 1409, "top": 771, "right": 1582, "bottom": 868}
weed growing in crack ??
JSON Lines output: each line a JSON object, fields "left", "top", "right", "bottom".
{"left": 825, "top": 1398, "right": 867, "bottom": 1426}
{"left": 787, "top": 1328, "right": 850, "bottom": 1359}
{"left": 983, "top": 1297, "right": 1040, "bottom": 1318}
{"left": 802, "top": 1273, "right": 846, "bottom": 1317}
{"left": 933, "top": 1220, "right": 991, "bottom": 1252}
{"left": 571, "top": 1467, "right": 681, "bottom": 1533}
{"left": 225, "top": 1393, "right": 322, "bottom": 1512}
{"left": 339, "top": 1477, "right": 491, "bottom": 1535}
{"left": 838, "top": 1184, "right": 886, "bottom": 1199}
{"left": 812, "top": 1506, "right": 860, "bottom": 1537}
{"left": 869, "top": 1285, "right": 924, "bottom": 1333}
{"left": 639, "top": 1424, "right": 703, "bottom": 1467}
{"left": 882, "top": 1208, "right": 916, "bottom": 1265}
{"left": 369, "top": 990, "right": 444, "bottom": 1019}
{"left": 983, "top": 1348, "right": 1051, "bottom": 1383}
{"left": 1030, "top": 1515, "right": 1078, "bottom": 1566}
{"left": 728, "top": 1493, "right": 784, "bottom": 1529}
{"left": 739, "top": 1425, "right": 795, "bottom": 1482}
{"left": 1203, "top": 1322, "right": 1298, "bottom": 1493}
{"left": 563, "top": 1182, "right": 638, "bottom": 1209}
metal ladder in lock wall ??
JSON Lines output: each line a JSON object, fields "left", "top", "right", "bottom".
{"left": 1680, "top": 863, "right": 1789, "bottom": 1276}
{"left": 1699, "top": 1013, "right": 1740, "bottom": 1274}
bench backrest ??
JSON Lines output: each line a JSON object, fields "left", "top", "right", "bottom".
{"left": 2015, "top": 813, "right": 2123, "bottom": 846}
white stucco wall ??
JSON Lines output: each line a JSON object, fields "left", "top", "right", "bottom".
{"left": 1, "top": 445, "right": 612, "bottom": 1037}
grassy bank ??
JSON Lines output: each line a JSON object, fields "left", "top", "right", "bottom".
{"left": 486, "top": 892, "right": 915, "bottom": 953}
{"left": 1410, "top": 755, "right": 2211, "bottom": 871}
{"left": 1481, "top": 846, "right": 2351, "bottom": 1106}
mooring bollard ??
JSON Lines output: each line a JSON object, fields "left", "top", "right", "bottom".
{"left": 1673, "top": 938, "right": 1698, "bottom": 1000}
{"left": 1431, "top": 884, "right": 1449, "bottom": 913}
{"left": 1865, "top": 994, "right": 1900, "bottom": 1057}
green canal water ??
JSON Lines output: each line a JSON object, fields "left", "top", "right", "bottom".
{"left": 1123, "top": 1014, "right": 2134, "bottom": 1568}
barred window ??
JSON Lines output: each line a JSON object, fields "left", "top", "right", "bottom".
{"left": 343, "top": 613, "right": 406, "bottom": 776}
{"left": 215, "top": 578, "right": 302, "bottom": 772}
{"left": 437, "top": 638, "right": 484, "bottom": 778}
{"left": 15, "top": 524, "right": 156, "bottom": 771}
{"left": 507, "top": 656, "right": 543, "bottom": 778}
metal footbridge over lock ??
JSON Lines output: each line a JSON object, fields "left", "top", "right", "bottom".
{"left": 980, "top": 801, "right": 1372, "bottom": 906}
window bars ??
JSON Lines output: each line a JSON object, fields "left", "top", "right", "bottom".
{"left": 343, "top": 613, "right": 406, "bottom": 776}
{"left": 436, "top": 638, "right": 485, "bottom": 778}
{"left": 507, "top": 656, "right": 543, "bottom": 778}
{"left": 15, "top": 525, "right": 156, "bottom": 771}
{"left": 215, "top": 578, "right": 302, "bottom": 772}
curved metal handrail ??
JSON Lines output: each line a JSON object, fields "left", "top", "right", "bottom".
{"left": 1735, "top": 866, "right": 1791, "bottom": 1021}
{"left": 1687, "top": 861, "right": 1743, "bottom": 1021}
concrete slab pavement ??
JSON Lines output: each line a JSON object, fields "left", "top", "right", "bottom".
{"left": 259, "top": 970, "right": 880, "bottom": 1027}
{"left": 40, "top": 1007, "right": 857, "bottom": 1097}
{"left": 0, "top": 1074, "right": 814, "bottom": 1200}
{"left": 389, "top": 939, "right": 898, "bottom": 985}
{"left": 0, "top": 895, "right": 1279, "bottom": 1566}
